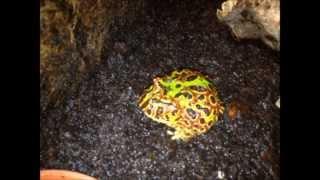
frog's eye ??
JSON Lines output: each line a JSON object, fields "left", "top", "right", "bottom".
{"left": 175, "top": 84, "right": 181, "bottom": 88}
{"left": 175, "top": 92, "right": 192, "bottom": 99}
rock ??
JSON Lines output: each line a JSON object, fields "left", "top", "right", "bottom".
{"left": 217, "top": 0, "right": 280, "bottom": 50}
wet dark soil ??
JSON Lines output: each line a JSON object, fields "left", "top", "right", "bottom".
{"left": 40, "top": 0, "right": 280, "bottom": 179}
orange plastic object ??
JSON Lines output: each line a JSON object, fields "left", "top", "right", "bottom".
{"left": 40, "top": 169, "right": 97, "bottom": 180}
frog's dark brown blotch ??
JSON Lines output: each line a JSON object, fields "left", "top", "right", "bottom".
{"left": 186, "top": 108, "right": 197, "bottom": 119}
{"left": 195, "top": 126, "right": 206, "bottom": 133}
{"left": 165, "top": 114, "right": 170, "bottom": 121}
{"left": 200, "top": 127, "right": 207, "bottom": 133}
{"left": 209, "top": 84, "right": 217, "bottom": 91}
{"left": 178, "top": 73, "right": 187, "bottom": 81}
{"left": 195, "top": 104, "right": 211, "bottom": 116}
{"left": 189, "top": 85, "right": 207, "bottom": 92}
{"left": 202, "top": 108, "right": 211, "bottom": 116}
{"left": 183, "top": 119, "right": 191, "bottom": 126}
{"left": 174, "top": 93, "right": 182, "bottom": 98}
{"left": 199, "top": 118, "right": 205, "bottom": 124}
{"left": 186, "top": 75, "right": 198, "bottom": 81}
{"left": 174, "top": 117, "right": 181, "bottom": 122}
{"left": 155, "top": 107, "right": 164, "bottom": 119}
{"left": 175, "top": 92, "right": 192, "bottom": 99}
{"left": 198, "top": 94, "right": 205, "bottom": 100}
{"left": 176, "top": 69, "right": 197, "bottom": 81}
{"left": 184, "top": 131, "right": 192, "bottom": 137}
{"left": 138, "top": 91, "right": 147, "bottom": 104}
{"left": 207, "top": 120, "right": 214, "bottom": 127}
{"left": 209, "top": 95, "right": 216, "bottom": 104}
{"left": 145, "top": 85, "right": 153, "bottom": 93}
{"left": 186, "top": 92, "right": 193, "bottom": 100}
{"left": 177, "top": 121, "right": 190, "bottom": 129}
{"left": 172, "top": 109, "right": 178, "bottom": 116}
{"left": 146, "top": 109, "right": 152, "bottom": 115}
{"left": 139, "top": 99, "right": 150, "bottom": 110}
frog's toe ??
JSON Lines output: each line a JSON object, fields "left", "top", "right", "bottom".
{"left": 170, "top": 134, "right": 180, "bottom": 141}
{"left": 167, "top": 130, "right": 181, "bottom": 140}
{"left": 167, "top": 130, "right": 174, "bottom": 135}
